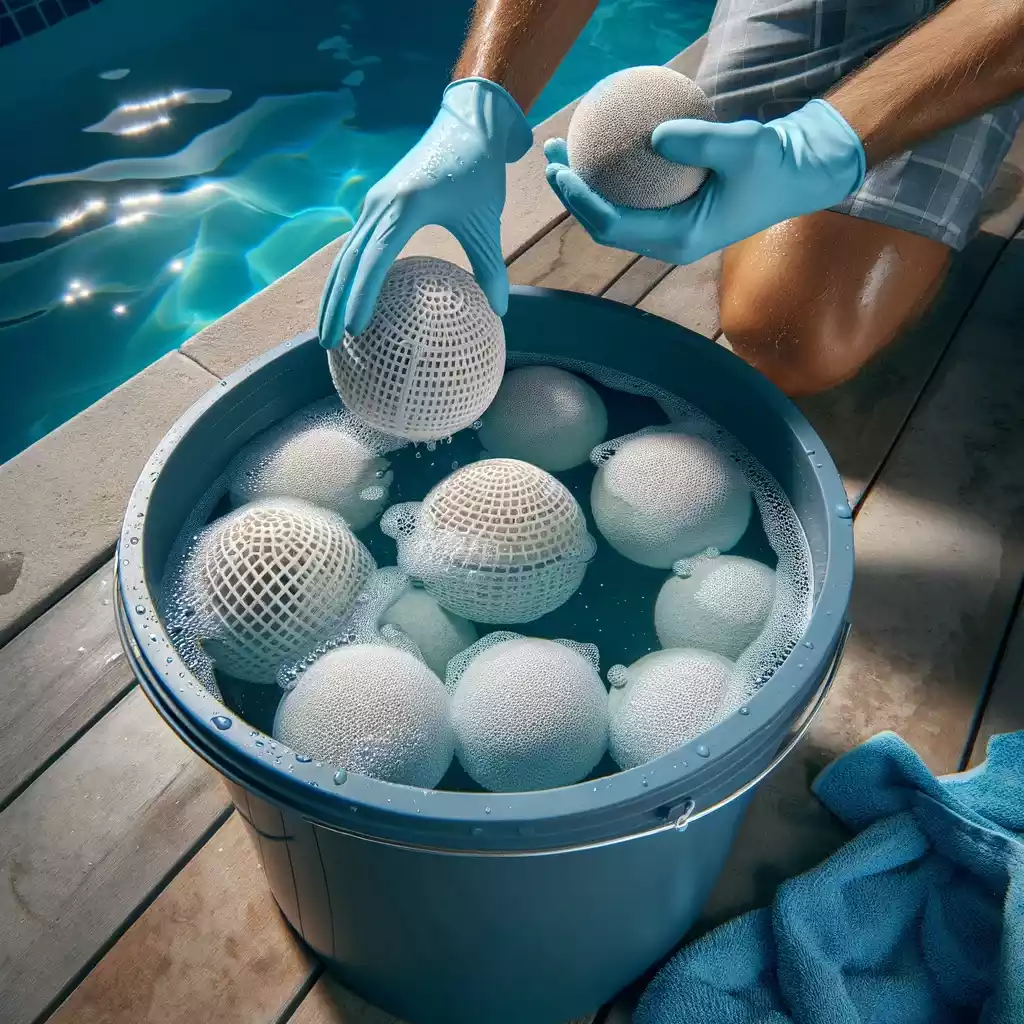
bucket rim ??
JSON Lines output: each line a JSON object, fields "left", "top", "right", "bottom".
{"left": 116, "top": 286, "right": 854, "bottom": 852}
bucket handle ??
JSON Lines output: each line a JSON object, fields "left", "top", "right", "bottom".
{"left": 657, "top": 619, "right": 852, "bottom": 836}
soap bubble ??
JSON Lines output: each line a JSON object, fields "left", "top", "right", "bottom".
{"left": 608, "top": 648, "right": 734, "bottom": 769}
{"left": 225, "top": 396, "right": 404, "bottom": 531}
{"left": 274, "top": 643, "right": 453, "bottom": 787}
{"left": 655, "top": 552, "right": 776, "bottom": 659}
{"left": 447, "top": 633, "right": 609, "bottom": 791}
{"left": 327, "top": 256, "right": 506, "bottom": 442}
{"left": 379, "top": 583, "right": 478, "bottom": 679}
{"left": 590, "top": 427, "right": 751, "bottom": 568}
{"left": 381, "top": 459, "right": 596, "bottom": 624}
{"left": 165, "top": 498, "right": 375, "bottom": 684}
{"left": 477, "top": 365, "right": 608, "bottom": 471}
{"left": 567, "top": 66, "right": 714, "bottom": 209}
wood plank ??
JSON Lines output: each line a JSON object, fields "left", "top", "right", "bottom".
{"left": 699, "top": 229, "right": 1024, "bottom": 931}
{"left": 47, "top": 813, "right": 313, "bottom": 1024}
{"left": 603, "top": 258, "right": 674, "bottom": 306}
{"left": 0, "top": 560, "right": 134, "bottom": 810}
{"left": 0, "top": 688, "right": 231, "bottom": 1024}
{"left": 636, "top": 251, "right": 722, "bottom": 339}
{"left": 968, "top": 594, "right": 1024, "bottom": 768}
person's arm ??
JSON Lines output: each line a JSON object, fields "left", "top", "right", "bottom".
{"left": 828, "top": 0, "right": 1024, "bottom": 166}
{"left": 454, "top": 0, "right": 599, "bottom": 112}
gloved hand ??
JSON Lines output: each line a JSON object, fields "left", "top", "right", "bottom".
{"left": 544, "top": 98, "right": 866, "bottom": 265}
{"left": 318, "top": 78, "right": 532, "bottom": 347}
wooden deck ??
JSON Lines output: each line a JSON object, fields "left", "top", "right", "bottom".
{"left": 2, "top": 43, "right": 1024, "bottom": 1023}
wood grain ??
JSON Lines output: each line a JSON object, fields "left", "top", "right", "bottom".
{"left": 636, "top": 252, "right": 722, "bottom": 340}
{"left": 0, "top": 689, "right": 231, "bottom": 1024}
{"left": 603, "top": 258, "right": 674, "bottom": 306}
{"left": 0, "top": 560, "right": 134, "bottom": 809}
{"left": 700, "top": 230, "right": 1024, "bottom": 930}
{"left": 48, "top": 813, "right": 313, "bottom": 1024}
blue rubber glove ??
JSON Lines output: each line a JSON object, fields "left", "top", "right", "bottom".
{"left": 544, "top": 98, "right": 866, "bottom": 264}
{"left": 318, "top": 78, "right": 532, "bottom": 347}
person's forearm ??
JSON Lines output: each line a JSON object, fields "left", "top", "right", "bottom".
{"left": 827, "top": 0, "right": 1024, "bottom": 166}
{"left": 453, "top": 0, "right": 598, "bottom": 112}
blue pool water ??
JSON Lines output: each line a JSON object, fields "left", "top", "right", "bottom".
{"left": 0, "top": 0, "right": 713, "bottom": 463}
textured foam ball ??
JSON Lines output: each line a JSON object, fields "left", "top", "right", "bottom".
{"left": 591, "top": 431, "right": 751, "bottom": 568}
{"left": 380, "top": 584, "right": 478, "bottom": 679}
{"left": 655, "top": 555, "right": 776, "bottom": 659}
{"left": 609, "top": 648, "right": 734, "bottom": 769}
{"left": 226, "top": 398, "right": 396, "bottom": 531}
{"left": 194, "top": 499, "right": 375, "bottom": 683}
{"left": 449, "top": 635, "right": 608, "bottom": 791}
{"left": 327, "top": 256, "right": 506, "bottom": 442}
{"left": 381, "top": 459, "right": 596, "bottom": 624}
{"left": 274, "top": 645, "right": 453, "bottom": 786}
{"left": 477, "top": 366, "right": 608, "bottom": 471}
{"left": 567, "top": 66, "right": 715, "bottom": 210}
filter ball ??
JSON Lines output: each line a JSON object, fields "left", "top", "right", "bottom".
{"left": 327, "top": 256, "right": 506, "bottom": 442}
{"left": 608, "top": 648, "right": 734, "bottom": 769}
{"left": 477, "top": 366, "right": 608, "bottom": 471}
{"left": 448, "top": 634, "right": 609, "bottom": 792}
{"left": 591, "top": 430, "right": 752, "bottom": 568}
{"left": 380, "top": 584, "right": 478, "bottom": 679}
{"left": 566, "top": 66, "right": 715, "bottom": 210}
{"left": 655, "top": 554, "right": 776, "bottom": 659}
{"left": 273, "top": 644, "right": 454, "bottom": 787}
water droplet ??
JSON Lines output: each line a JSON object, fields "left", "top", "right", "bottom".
{"left": 426, "top": 440, "right": 437, "bottom": 452}
{"left": 129, "top": 536, "right": 139, "bottom": 545}
{"left": 166, "top": 656, "right": 173, "bottom": 664}
{"left": 738, "top": 707, "right": 749, "bottom": 716}
{"left": 254, "top": 739, "right": 264, "bottom": 748}
{"left": 415, "top": 451, "right": 421, "bottom": 459}
{"left": 451, "top": 461, "right": 459, "bottom": 470}
{"left": 211, "top": 715, "right": 232, "bottom": 730}
{"left": 134, "top": 604, "right": 146, "bottom": 615}
{"left": 484, "top": 806, "right": 492, "bottom": 814}
{"left": 295, "top": 753, "right": 312, "bottom": 763}
{"left": 803, "top": 641, "right": 814, "bottom": 649}
{"left": 333, "top": 768, "right": 348, "bottom": 785}
{"left": 696, "top": 744, "right": 710, "bottom": 758}
{"left": 641, "top": 777, "right": 649, "bottom": 787}
{"left": 471, "top": 419, "right": 483, "bottom": 430}
{"left": 835, "top": 501, "right": 853, "bottom": 520}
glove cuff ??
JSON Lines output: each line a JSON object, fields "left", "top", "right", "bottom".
{"left": 444, "top": 78, "right": 534, "bottom": 163}
{"left": 787, "top": 98, "right": 868, "bottom": 199}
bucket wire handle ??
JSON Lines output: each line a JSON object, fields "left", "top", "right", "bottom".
{"left": 664, "top": 619, "right": 852, "bottom": 834}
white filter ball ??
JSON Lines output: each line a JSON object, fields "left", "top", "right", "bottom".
{"left": 274, "top": 644, "right": 453, "bottom": 787}
{"left": 380, "top": 584, "right": 479, "bottom": 679}
{"left": 327, "top": 256, "right": 506, "bottom": 442}
{"left": 566, "top": 66, "right": 715, "bottom": 210}
{"left": 477, "top": 366, "right": 608, "bottom": 471}
{"left": 449, "top": 634, "right": 609, "bottom": 792}
{"left": 591, "top": 430, "right": 751, "bottom": 568}
{"left": 381, "top": 459, "right": 596, "bottom": 624}
{"left": 655, "top": 554, "right": 776, "bottom": 659}
{"left": 190, "top": 499, "right": 375, "bottom": 683}
{"left": 226, "top": 397, "right": 400, "bottom": 531}
{"left": 609, "top": 648, "right": 734, "bottom": 770}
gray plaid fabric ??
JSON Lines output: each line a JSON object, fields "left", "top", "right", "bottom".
{"left": 695, "top": 0, "right": 1024, "bottom": 249}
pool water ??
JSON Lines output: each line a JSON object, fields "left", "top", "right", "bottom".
{"left": 0, "top": 0, "right": 713, "bottom": 464}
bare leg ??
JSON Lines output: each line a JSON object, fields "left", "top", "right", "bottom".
{"left": 719, "top": 211, "right": 952, "bottom": 396}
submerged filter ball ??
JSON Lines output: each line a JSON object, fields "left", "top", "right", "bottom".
{"left": 477, "top": 365, "right": 608, "bottom": 471}
{"left": 591, "top": 430, "right": 752, "bottom": 568}
{"left": 327, "top": 256, "right": 506, "bottom": 442}
{"left": 608, "top": 648, "right": 734, "bottom": 769}
{"left": 274, "top": 644, "right": 454, "bottom": 787}
{"left": 226, "top": 396, "right": 401, "bottom": 531}
{"left": 380, "top": 583, "right": 479, "bottom": 679}
{"left": 655, "top": 553, "right": 776, "bottom": 659}
{"left": 447, "top": 634, "right": 609, "bottom": 792}
{"left": 187, "top": 498, "right": 375, "bottom": 684}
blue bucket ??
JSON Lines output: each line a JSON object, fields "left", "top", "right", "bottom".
{"left": 116, "top": 287, "right": 853, "bottom": 1024}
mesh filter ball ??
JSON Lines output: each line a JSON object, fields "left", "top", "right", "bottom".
{"left": 655, "top": 551, "right": 776, "bottom": 660}
{"left": 381, "top": 458, "right": 597, "bottom": 624}
{"left": 608, "top": 648, "right": 734, "bottom": 770}
{"left": 327, "top": 256, "right": 506, "bottom": 442}
{"left": 380, "top": 584, "right": 478, "bottom": 679}
{"left": 446, "top": 633, "right": 609, "bottom": 792}
{"left": 477, "top": 365, "right": 608, "bottom": 472}
{"left": 226, "top": 397, "right": 405, "bottom": 531}
{"left": 590, "top": 428, "right": 752, "bottom": 568}
{"left": 566, "top": 66, "right": 715, "bottom": 210}
{"left": 179, "top": 498, "right": 375, "bottom": 684}
{"left": 274, "top": 642, "right": 454, "bottom": 787}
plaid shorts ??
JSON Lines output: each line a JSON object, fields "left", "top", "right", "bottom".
{"left": 695, "top": 0, "right": 1024, "bottom": 249}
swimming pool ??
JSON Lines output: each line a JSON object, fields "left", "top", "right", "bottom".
{"left": 0, "top": 0, "right": 713, "bottom": 463}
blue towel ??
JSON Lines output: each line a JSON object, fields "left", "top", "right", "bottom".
{"left": 635, "top": 730, "right": 1024, "bottom": 1024}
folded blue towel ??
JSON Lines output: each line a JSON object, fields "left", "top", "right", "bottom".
{"left": 635, "top": 730, "right": 1024, "bottom": 1024}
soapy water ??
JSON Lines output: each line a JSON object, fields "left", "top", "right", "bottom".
{"left": 158, "top": 357, "right": 810, "bottom": 790}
